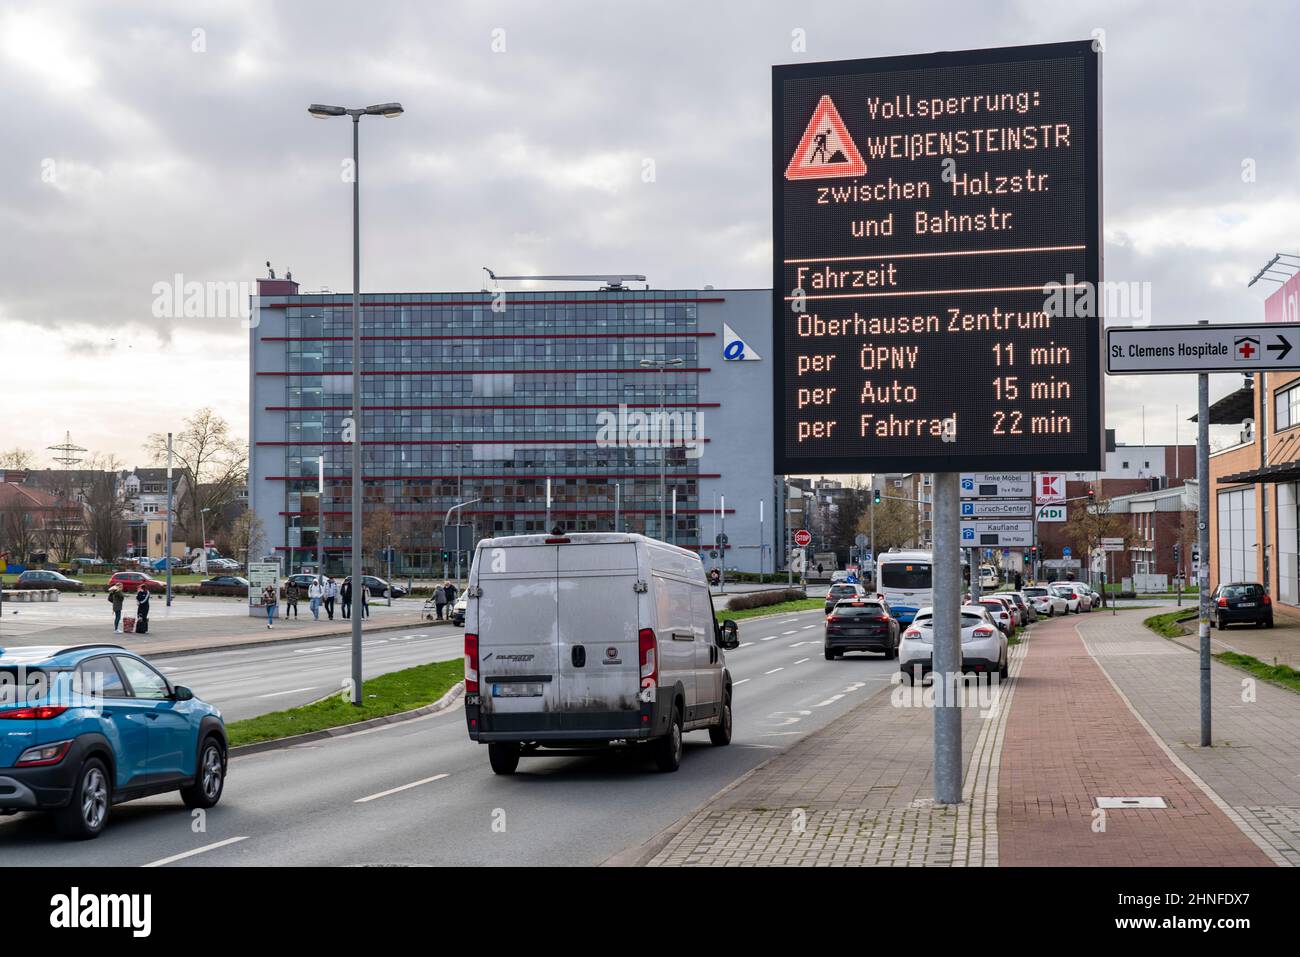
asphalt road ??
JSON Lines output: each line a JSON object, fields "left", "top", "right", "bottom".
{"left": 0, "top": 605, "right": 903, "bottom": 866}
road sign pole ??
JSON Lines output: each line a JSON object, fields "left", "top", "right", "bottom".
{"left": 932, "top": 471, "right": 962, "bottom": 805}
{"left": 1197, "top": 330, "right": 1212, "bottom": 748}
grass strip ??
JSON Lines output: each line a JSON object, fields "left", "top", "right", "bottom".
{"left": 721, "top": 597, "right": 824, "bottom": 621}
{"left": 1143, "top": 609, "right": 1199, "bottom": 639}
{"left": 226, "top": 659, "right": 462, "bottom": 747}
{"left": 1213, "top": 651, "right": 1300, "bottom": 695}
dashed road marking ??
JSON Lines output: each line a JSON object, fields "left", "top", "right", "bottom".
{"left": 259, "top": 686, "right": 319, "bottom": 698}
{"left": 733, "top": 678, "right": 751, "bottom": 686}
{"left": 143, "top": 836, "right": 249, "bottom": 868}
{"left": 760, "top": 636, "right": 776, "bottom": 642}
{"left": 782, "top": 630, "right": 799, "bottom": 636}
{"left": 815, "top": 694, "right": 845, "bottom": 707}
{"left": 764, "top": 667, "right": 784, "bottom": 675}
{"left": 793, "top": 658, "right": 810, "bottom": 665}
{"left": 355, "top": 773, "right": 449, "bottom": 804}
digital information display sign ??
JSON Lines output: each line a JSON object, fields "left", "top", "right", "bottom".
{"left": 773, "top": 41, "right": 1103, "bottom": 474}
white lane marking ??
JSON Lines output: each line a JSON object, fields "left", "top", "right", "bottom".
{"left": 738, "top": 642, "right": 754, "bottom": 649}
{"left": 143, "top": 836, "right": 249, "bottom": 868}
{"left": 355, "top": 773, "right": 449, "bottom": 804}
{"left": 815, "top": 694, "right": 845, "bottom": 707}
{"left": 782, "top": 630, "right": 799, "bottom": 636}
{"left": 259, "top": 686, "right": 320, "bottom": 698}
{"left": 840, "top": 682, "right": 866, "bottom": 693}
{"left": 794, "top": 658, "right": 810, "bottom": 665}
{"left": 801, "top": 625, "right": 817, "bottom": 630}
{"left": 733, "top": 678, "right": 751, "bottom": 686}
{"left": 292, "top": 647, "right": 336, "bottom": 655}
{"left": 760, "top": 636, "right": 776, "bottom": 642}
{"left": 764, "top": 667, "right": 784, "bottom": 675}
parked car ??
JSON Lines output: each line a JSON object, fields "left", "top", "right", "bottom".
{"left": 450, "top": 591, "right": 467, "bottom": 627}
{"left": 70, "top": 557, "right": 107, "bottom": 569}
{"left": 200, "top": 575, "right": 250, "bottom": 595}
{"left": 823, "top": 582, "right": 870, "bottom": 615}
{"left": 1213, "top": 582, "right": 1274, "bottom": 630}
{"left": 824, "top": 598, "right": 900, "bottom": 659}
{"left": 106, "top": 571, "right": 166, "bottom": 593}
{"left": 1023, "top": 585, "right": 1068, "bottom": 617}
{"left": 344, "top": 575, "right": 408, "bottom": 599}
{"left": 0, "top": 644, "right": 227, "bottom": 839}
{"left": 996, "top": 591, "right": 1036, "bottom": 624}
{"left": 899, "top": 605, "right": 1008, "bottom": 684}
{"left": 12, "top": 570, "right": 85, "bottom": 593}
{"left": 464, "top": 532, "right": 739, "bottom": 775}
{"left": 1049, "top": 583, "right": 1082, "bottom": 614}
{"left": 1057, "top": 582, "right": 1094, "bottom": 612}
{"left": 977, "top": 597, "right": 1015, "bottom": 635}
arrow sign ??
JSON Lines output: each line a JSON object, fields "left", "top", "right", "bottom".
{"left": 1107, "top": 322, "right": 1300, "bottom": 374}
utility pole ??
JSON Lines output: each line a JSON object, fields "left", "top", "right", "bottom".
{"left": 719, "top": 495, "right": 726, "bottom": 594}
{"left": 317, "top": 457, "right": 325, "bottom": 587}
{"left": 759, "top": 499, "right": 764, "bottom": 581}
{"left": 165, "top": 433, "right": 174, "bottom": 606}
{"left": 614, "top": 482, "right": 620, "bottom": 532}
{"left": 932, "top": 472, "right": 962, "bottom": 804}
{"left": 1197, "top": 319, "right": 1212, "bottom": 747}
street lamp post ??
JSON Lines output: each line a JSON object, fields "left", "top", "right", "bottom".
{"left": 308, "top": 100, "right": 404, "bottom": 706}
{"left": 445, "top": 498, "right": 481, "bottom": 586}
{"left": 198, "top": 507, "right": 210, "bottom": 576}
{"left": 639, "top": 356, "right": 684, "bottom": 542}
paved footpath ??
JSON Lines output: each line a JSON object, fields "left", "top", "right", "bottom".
{"left": 633, "top": 608, "right": 1299, "bottom": 867}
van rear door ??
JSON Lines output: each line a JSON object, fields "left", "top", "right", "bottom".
{"left": 557, "top": 541, "right": 642, "bottom": 732}
{"left": 476, "top": 543, "right": 560, "bottom": 732}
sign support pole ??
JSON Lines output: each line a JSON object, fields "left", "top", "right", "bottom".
{"left": 932, "top": 471, "right": 962, "bottom": 805}
{"left": 1197, "top": 322, "right": 1212, "bottom": 747}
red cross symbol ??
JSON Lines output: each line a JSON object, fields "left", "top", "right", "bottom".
{"left": 1239, "top": 340, "right": 1256, "bottom": 359}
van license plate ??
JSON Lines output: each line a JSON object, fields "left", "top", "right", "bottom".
{"left": 493, "top": 683, "right": 543, "bottom": 698}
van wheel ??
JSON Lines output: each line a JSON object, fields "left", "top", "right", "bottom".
{"left": 56, "top": 758, "right": 110, "bottom": 840}
{"left": 654, "top": 706, "right": 683, "bottom": 772}
{"left": 709, "top": 693, "right": 732, "bottom": 746}
{"left": 488, "top": 743, "right": 520, "bottom": 775}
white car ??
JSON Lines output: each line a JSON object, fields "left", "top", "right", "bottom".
{"left": 1049, "top": 584, "right": 1082, "bottom": 613}
{"left": 1022, "top": 585, "right": 1068, "bottom": 617}
{"left": 1059, "top": 582, "right": 1095, "bottom": 611}
{"left": 899, "top": 604, "right": 1008, "bottom": 684}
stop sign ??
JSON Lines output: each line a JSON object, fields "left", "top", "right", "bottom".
{"left": 793, "top": 529, "right": 812, "bottom": 548}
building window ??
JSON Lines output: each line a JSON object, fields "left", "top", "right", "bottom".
{"left": 1216, "top": 486, "right": 1256, "bottom": 586}
{"left": 1121, "top": 461, "right": 1129, "bottom": 468}
{"left": 1279, "top": 483, "right": 1299, "bottom": 603}
{"left": 1275, "top": 383, "right": 1300, "bottom": 431}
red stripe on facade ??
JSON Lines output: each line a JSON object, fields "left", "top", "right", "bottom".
{"left": 257, "top": 439, "right": 709, "bottom": 446}
{"left": 259, "top": 297, "right": 726, "bottom": 309}
{"left": 263, "top": 474, "right": 719, "bottom": 481}
{"left": 263, "top": 403, "right": 722, "bottom": 412}
{"left": 279, "top": 508, "right": 732, "bottom": 517}
{"left": 261, "top": 332, "right": 717, "bottom": 342}
{"left": 256, "top": 368, "right": 711, "bottom": 376}
{"left": 277, "top": 543, "right": 733, "bottom": 552}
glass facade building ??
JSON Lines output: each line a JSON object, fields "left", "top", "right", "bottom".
{"left": 249, "top": 279, "right": 776, "bottom": 576}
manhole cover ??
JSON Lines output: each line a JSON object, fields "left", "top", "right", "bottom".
{"left": 1095, "top": 796, "right": 1167, "bottom": 809}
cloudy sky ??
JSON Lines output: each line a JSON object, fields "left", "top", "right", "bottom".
{"left": 1, "top": 0, "right": 1296, "bottom": 467}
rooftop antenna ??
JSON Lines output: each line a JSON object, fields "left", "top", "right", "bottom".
{"left": 266, "top": 260, "right": 276, "bottom": 280}
{"left": 482, "top": 267, "right": 647, "bottom": 291}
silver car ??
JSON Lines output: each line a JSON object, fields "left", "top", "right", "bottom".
{"left": 898, "top": 604, "right": 1009, "bottom": 684}
{"left": 1023, "top": 585, "right": 1068, "bottom": 617}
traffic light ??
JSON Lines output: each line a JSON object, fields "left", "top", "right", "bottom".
{"left": 1173, "top": 543, "right": 1181, "bottom": 563}
{"left": 1086, "top": 485, "right": 1096, "bottom": 501}
{"left": 873, "top": 489, "right": 881, "bottom": 505}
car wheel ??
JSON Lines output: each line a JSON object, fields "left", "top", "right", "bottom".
{"left": 824, "top": 645, "right": 838, "bottom": 660}
{"left": 709, "top": 692, "right": 733, "bottom": 746}
{"left": 884, "top": 637, "right": 898, "bottom": 660}
{"left": 1266, "top": 617, "right": 1274, "bottom": 629}
{"left": 181, "top": 736, "right": 226, "bottom": 809}
{"left": 56, "top": 757, "right": 111, "bottom": 840}
{"left": 1216, "top": 617, "right": 1224, "bottom": 631}
{"left": 488, "top": 742, "right": 521, "bottom": 775}
{"left": 654, "top": 705, "right": 684, "bottom": 773}
{"left": 900, "top": 667, "right": 915, "bottom": 686}
{"left": 999, "top": 657, "right": 1009, "bottom": 683}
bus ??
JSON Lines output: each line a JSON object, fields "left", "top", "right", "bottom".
{"left": 874, "top": 549, "right": 933, "bottom": 625}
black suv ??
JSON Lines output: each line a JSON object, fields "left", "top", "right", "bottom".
{"left": 825, "top": 598, "right": 899, "bottom": 659}
{"left": 823, "top": 582, "right": 868, "bottom": 615}
{"left": 1213, "top": 582, "right": 1273, "bottom": 630}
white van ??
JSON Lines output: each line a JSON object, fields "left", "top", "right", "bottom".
{"left": 463, "top": 532, "right": 740, "bottom": 775}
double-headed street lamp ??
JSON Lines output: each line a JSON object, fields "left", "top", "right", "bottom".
{"left": 308, "top": 101, "right": 404, "bottom": 706}
{"left": 638, "top": 356, "right": 685, "bottom": 542}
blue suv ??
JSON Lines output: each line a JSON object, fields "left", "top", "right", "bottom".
{"left": 0, "top": 644, "right": 227, "bottom": 839}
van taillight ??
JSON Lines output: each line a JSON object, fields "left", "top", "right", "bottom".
{"left": 464, "top": 633, "right": 479, "bottom": 693}
{"left": 638, "top": 628, "right": 657, "bottom": 685}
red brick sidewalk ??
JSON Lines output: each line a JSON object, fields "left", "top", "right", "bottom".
{"left": 998, "top": 614, "right": 1272, "bottom": 866}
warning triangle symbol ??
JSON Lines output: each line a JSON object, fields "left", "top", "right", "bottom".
{"left": 785, "top": 94, "right": 867, "bottom": 181}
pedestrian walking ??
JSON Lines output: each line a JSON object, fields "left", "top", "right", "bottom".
{"left": 361, "top": 584, "right": 370, "bottom": 619}
{"left": 1014, "top": 571, "right": 1023, "bottom": 592}
{"left": 285, "top": 580, "right": 300, "bottom": 618}
{"left": 308, "top": 578, "right": 323, "bottom": 620}
{"left": 324, "top": 577, "right": 337, "bottom": 620}
{"left": 261, "top": 583, "right": 278, "bottom": 629}
{"left": 433, "top": 583, "right": 447, "bottom": 621}
{"left": 135, "top": 584, "right": 151, "bottom": 634}
{"left": 445, "top": 580, "right": 458, "bottom": 603}
{"left": 341, "top": 576, "right": 352, "bottom": 619}
{"left": 107, "top": 584, "right": 125, "bottom": 633}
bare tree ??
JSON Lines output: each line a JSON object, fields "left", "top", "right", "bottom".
{"left": 0, "top": 505, "right": 41, "bottom": 564}
{"left": 858, "top": 494, "right": 920, "bottom": 552}
{"left": 1064, "top": 497, "right": 1130, "bottom": 602}
{"left": 363, "top": 506, "right": 397, "bottom": 574}
{"left": 146, "top": 409, "right": 248, "bottom": 544}
{"left": 84, "top": 456, "right": 129, "bottom": 562}
{"left": 0, "top": 448, "right": 37, "bottom": 470}
{"left": 222, "top": 509, "right": 266, "bottom": 571}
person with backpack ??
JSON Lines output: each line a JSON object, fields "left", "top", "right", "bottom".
{"left": 341, "top": 576, "right": 352, "bottom": 619}
{"left": 135, "top": 584, "right": 151, "bottom": 634}
{"left": 108, "top": 584, "right": 125, "bottom": 633}
{"left": 323, "top": 577, "right": 337, "bottom": 620}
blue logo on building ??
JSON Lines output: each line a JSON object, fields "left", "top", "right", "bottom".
{"left": 722, "top": 323, "right": 761, "bottom": 361}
